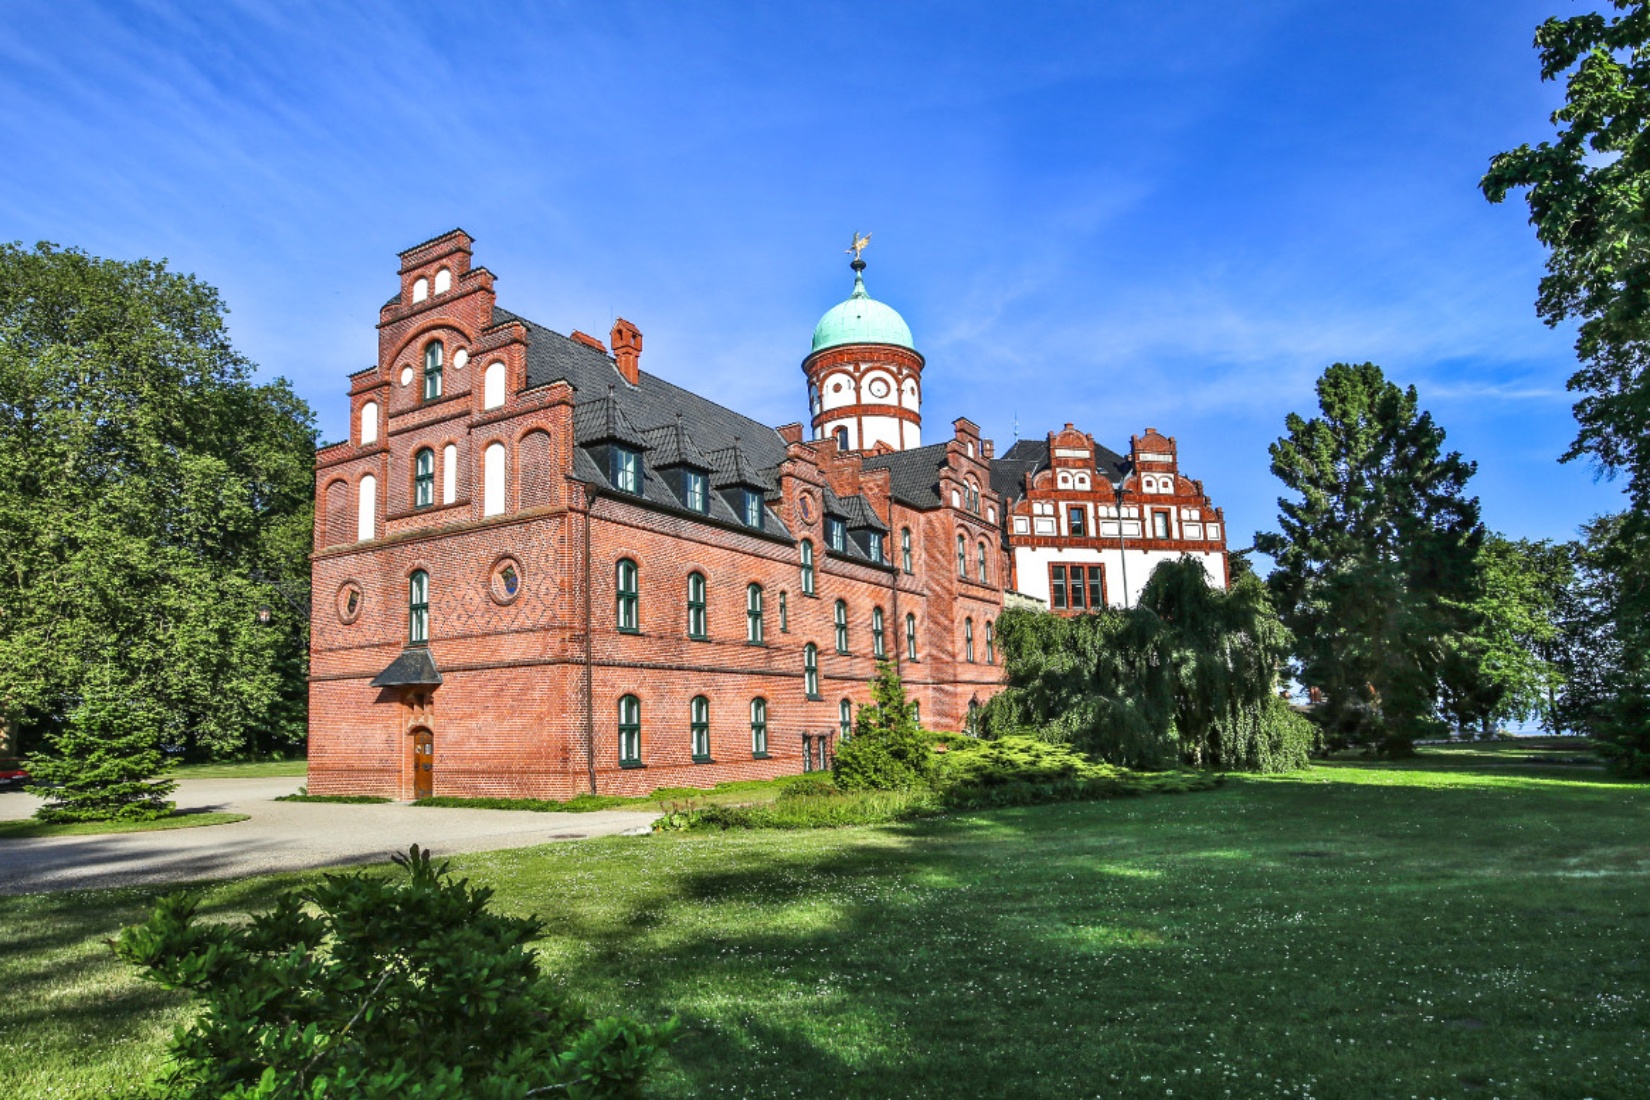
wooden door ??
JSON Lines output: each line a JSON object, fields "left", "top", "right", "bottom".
{"left": 412, "top": 729, "right": 434, "bottom": 799}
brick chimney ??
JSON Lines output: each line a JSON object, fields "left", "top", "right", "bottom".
{"left": 611, "top": 318, "right": 642, "bottom": 386}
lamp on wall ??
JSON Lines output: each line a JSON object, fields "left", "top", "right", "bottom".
{"left": 256, "top": 604, "right": 274, "bottom": 626}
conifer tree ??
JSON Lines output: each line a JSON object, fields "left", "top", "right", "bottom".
{"left": 29, "top": 665, "right": 175, "bottom": 822}
{"left": 833, "top": 661, "right": 934, "bottom": 790}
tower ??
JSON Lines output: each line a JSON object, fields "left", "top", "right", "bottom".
{"left": 802, "top": 240, "right": 924, "bottom": 451}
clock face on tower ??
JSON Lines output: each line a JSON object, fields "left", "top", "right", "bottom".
{"left": 867, "top": 378, "right": 890, "bottom": 399}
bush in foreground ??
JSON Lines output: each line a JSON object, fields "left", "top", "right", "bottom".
{"left": 114, "top": 845, "right": 678, "bottom": 1099}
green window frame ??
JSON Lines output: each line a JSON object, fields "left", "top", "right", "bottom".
{"left": 691, "top": 695, "right": 711, "bottom": 761}
{"left": 413, "top": 447, "right": 435, "bottom": 508}
{"left": 618, "top": 694, "right": 641, "bottom": 766}
{"left": 872, "top": 606, "right": 885, "bottom": 658}
{"left": 834, "top": 599, "right": 849, "bottom": 654}
{"left": 750, "top": 697, "right": 769, "bottom": 757}
{"left": 839, "top": 698, "right": 852, "bottom": 740}
{"left": 803, "top": 643, "right": 819, "bottom": 697}
{"left": 901, "top": 528, "right": 913, "bottom": 573}
{"left": 683, "top": 470, "right": 708, "bottom": 513}
{"left": 986, "top": 619, "right": 996, "bottom": 664}
{"left": 746, "top": 583, "right": 764, "bottom": 643}
{"left": 965, "top": 617, "right": 975, "bottom": 663}
{"left": 826, "top": 517, "right": 846, "bottom": 553}
{"left": 423, "top": 340, "right": 443, "bottom": 401}
{"left": 687, "top": 572, "right": 707, "bottom": 639}
{"left": 742, "top": 489, "right": 764, "bottom": 529}
{"left": 905, "top": 613, "right": 918, "bottom": 661}
{"left": 800, "top": 539, "right": 816, "bottom": 596}
{"left": 616, "top": 559, "right": 639, "bottom": 632}
{"left": 779, "top": 590, "right": 789, "bottom": 633}
{"left": 408, "top": 569, "right": 429, "bottom": 644}
{"left": 977, "top": 540, "right": 988, "bottom": 583}
{"left": 956, "top": 534, "right": 967, "bottom": 577}
{"left": 612, "top": 448, "right": 641, "bottom": 495}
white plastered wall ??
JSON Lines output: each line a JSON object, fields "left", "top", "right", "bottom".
{"left": 1011, "top": 545, "right": 1224, "bottom": 608}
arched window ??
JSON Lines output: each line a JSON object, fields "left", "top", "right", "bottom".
{"left": 800, "top": 539, "right": 816, "bottom": 596}
{"left": 484, "top": 361, "right": 506, "bottom": 409}
{"left": 986, "top": 620, "right": 996, "bottom": 664}
{"left": 618, "top": 695, "right": 641, "bottom": 766}
{"left": 901, "top": 528, "right": 913, "bottom": 573}
{"left": 691, "top": 696, "right": 710, "bottom": 761}
{"left": 359, "top": 400, "right": 378, "bottom": 445}
{"left": 357, "top": 474, "right": 377, "bottom": 542}
{"left": 442, "top": 443, "right": 457, "bottom": 505}
{"left": 803, "top": 643, "right": 819, "bottom": 697}
{"left": 616, "top": 559, "right": 639, "bottom": 632}
{"left": 839, "top": 698, "right": 853, "bottom": 740}
{"left": 905, "top": 613, "right": 918, "bottom": 661}
{"left": 408, "top": 570, "right": 429, "bottom": 644}
{"left": 872, "top": 606, "right": 886, "bottom": 658}
{"left": 433, "top": 267, "right": 452, "bottom": 294}
{"left": 965, "top": 618, "right": 975, "bottom": 663}
{"left": 967, "top": 697, "right": 981, "bottom": 735}
{"left": 483, "top": 442, "right": 506, "bottom": 516}
{"left": 423, "top": 340, "right": 443, "bottom": 401}
{"left": 956, "top": 534, "right": 967, "bottom": 577}
{"left": 687, "top": 572, "right": 707, "bottom": 640}
{"left": 834, "top": 426, "right": 849, "bottom": 449}
{"left": 750, "top": 697, "right": 769, "bottom": 756}
{"left": 834, "top": 599, "right": 849, "bottom": 654}
{"left": 779, "top": 590, "right": 789, "bottom": 633}
{"left": 746, "top": 583, "right": 764, "bottom": 643}
{"left": 413, "top": 448, "right": 435, "bottom": 509}
{"left": 977, "top": 540, "right": 989, "bottom": 583}
{"left": 412, "top": 276, "right": 428, "bottom": 302}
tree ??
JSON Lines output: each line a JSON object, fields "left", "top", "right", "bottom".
{"left": 983, "top": 559, "right": 1313, "bottom": 772}
{"left": 114, "top": 845, "right": 678, "bottom": 1099}
{"left": 833, "top": 661, "right": 935, "bottom": 791}
{"left": 27, "top": 664, "right": 175, "bottom": 822}
{"left": 1460, "top": 536, "right": 1574, "bottom": 735}
{"left": 0, "top": 242, "right": 315, "bottom": 778}
{"left": 1483, "top": 1, "right": 1650, "bottom": 511}
{"left": 1255, "top": 363, "right": 1484, "bottom": 753}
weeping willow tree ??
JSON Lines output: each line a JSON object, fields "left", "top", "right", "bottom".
{"left": 983, "top": 558, "right": 1315, "bottom": 772}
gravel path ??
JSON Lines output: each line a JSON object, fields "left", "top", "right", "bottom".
{"left": 0, "top": 777, "right": 658, "bottom": 895}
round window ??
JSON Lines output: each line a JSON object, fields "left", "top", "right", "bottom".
{"left": 337, "top": 582, "right": 364, "bottom": 624}
{"left": 489, "top": 557, "right": 524, "bottom": 604}
{"left": 399, "top": 366, "right": 413, "bottom": 387}
{"left": 454, "top": 348, "right": 469, "bottom": 370}
{"left": 868, "top": 378, "right": 890, "bottom": 399}
{"left": 798, "top": 493, "right": 816, "bottom": 523}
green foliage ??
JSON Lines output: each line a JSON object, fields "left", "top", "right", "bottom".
{"left": 982, "top": 561, "right": 1303, "bottom": 771}
{"left": 1255, "top": 362, "right": 1484, "bottom": 753}
{"left": 0, "top": 242, "right": 316, "bottom": 764}
{"left": 1483, "top": 1, "right": 1650, "bottom": 510}
{"left": 27, "top": 667, "right": 175, "bottom": 822}
{"left": 112, "top": 845, "right": 677, "bottom": 1099}
{"left": 832, "top": 661, "right": 936, "bottom": 791}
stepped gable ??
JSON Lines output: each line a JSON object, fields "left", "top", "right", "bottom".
{"left": 990, "top": 438, "right": 1129, "bottom": 504}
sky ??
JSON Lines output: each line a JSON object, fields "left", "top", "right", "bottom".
{"left": 0, "top": 0, "right": 1622, "bottom": 553}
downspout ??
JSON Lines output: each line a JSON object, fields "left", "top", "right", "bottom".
{"left": 583, "top": 483, "right": 598, "bottom": 794}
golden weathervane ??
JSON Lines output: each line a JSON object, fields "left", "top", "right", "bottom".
{"left": 846, "top": 231, "right": 872, "bottom": 261}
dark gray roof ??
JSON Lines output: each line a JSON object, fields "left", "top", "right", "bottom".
{"left": 705, "top": 440, "right": 769, "bottom": 490}
{"left": 990, "top": 438, "right": 1130, "bottom": 503}
{"left": 834, "top": 490, "right": 889, "bottom": 531}
{"left": 573, "top": 394, "right": 651, "bottom": 448}
{"left": 371, "top": 647, "right": 444, "bottom": 687}
{"left": 859, "top": 443, "right": 953, "bottom": 509}
{"left": 641, "top": 419, "right": 712, "bottom": 470}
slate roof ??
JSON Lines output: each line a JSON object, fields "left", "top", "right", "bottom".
{"left": 641, "top": 419, "right": 712, "bottom": 470}
{"left": 572, "top": 394, "right": 651, "bottom": 448}
{"left": 705, "top": 440, "right": 768, "bottom": 490}
{"left": 371, "top": 647, "right": 444, "bottom": 687}
{"left": 859, "top": 443, "right": 954, "bottom": 509}
{"left": 990, "top": 438, "right": 1130, "bottom": 504}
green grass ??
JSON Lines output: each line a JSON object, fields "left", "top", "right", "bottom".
{"left": 167, "top": 759, "right": 307, "bottom": 779}
{"left": 2, "top": 759, "right": 1647, "bottom": 1098}
{"left": 0, "top": 812, "right": 249, "bottom": 840}
{"left": 273, "top": 793, "right": 391, "bottom": 804}
{"left": 415, "top": 776, "right": 804, "bottom": 814}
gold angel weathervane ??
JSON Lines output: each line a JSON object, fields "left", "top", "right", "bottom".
{"left": 846, "top": 231, "right": 872, "bottom": 260}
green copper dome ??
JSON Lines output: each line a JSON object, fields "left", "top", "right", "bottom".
{"left": 810, "top": 269, "right": 914, "bottom": 353}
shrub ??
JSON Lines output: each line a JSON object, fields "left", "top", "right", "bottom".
{"left": 114, "top": 845, "right": 677, "bottom": 1099}
{"left": 28, "top": 669, "right": 175, "bottom": 823}
{"left": 833, "top": 661, "right": 936, "bottom": 791}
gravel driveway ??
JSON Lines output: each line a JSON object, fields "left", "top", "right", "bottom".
{"left": 0, "top": 777, "right": 659, "bottom": 895}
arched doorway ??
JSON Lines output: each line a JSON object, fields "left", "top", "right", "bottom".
{"left": 411, "top": 728, "right": 434, "bottom": 799}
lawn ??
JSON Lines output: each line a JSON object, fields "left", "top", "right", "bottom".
{"left": 168, "top": 758, "right": 307, "bottom": 779}
{"left": 0, "top": 812, "right": 248, "bottom": 840}
{"left": 1, "top": 759, "right": 1646, "bottom": 1099}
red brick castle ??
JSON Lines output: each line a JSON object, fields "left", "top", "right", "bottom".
{"left": 308, "top": 230, "right": 1229, "bottom": 798}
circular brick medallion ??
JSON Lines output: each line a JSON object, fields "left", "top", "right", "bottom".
{"left": 489, "top": 557, "right": 524, "bottom": 604}
{"left": 337, "top": 582, "right": 364, "bottom": 624}
{"left": 798, "top": 493, "right": 816, "bottom": 523}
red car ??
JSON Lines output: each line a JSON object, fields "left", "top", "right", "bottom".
{"left": 0, "top": 766, "right": 29, "bottom": 791}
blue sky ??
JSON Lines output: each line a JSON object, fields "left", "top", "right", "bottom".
{"left": 0, "top": 0, "right": 1619, "bottom": 551}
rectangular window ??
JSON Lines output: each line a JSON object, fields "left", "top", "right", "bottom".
{"left": 619, "top": 696, "right": 641, "bottom": 767}
{"left": 613, "top": 448, "right": 641, "bottom": 495}
{"left": 743, "top": 489, "right": 764, "bottom": 529}
{"left": 1069, "top": 565, "right": 1087, "bottom": 610}
{"left": 1153, "top": 510, "right": 1170, "bottom": 539}
{"left": 827, "top": 517, "right": 847, "bottom": 552}
{"left": 616, "top": 560, "right": 639, "bottom": 633}
{"left": 687, "top": 574, "right": 707, "bottom": 640}
{"left": 747, "top": 585, "right": 764, "bottom": 644}
{"left": 751, "top": 699, "right": 769, "bottom": 757}
{"left": 1068, "top": 506, "right": 1086, "bottom": 537}
{"left": 1051, "top": 565, "right": 1068, "bottom": 610}
{"left": 691, "top": 697, "right": 710, "bottom": 762}
{"left": 683, "top": 471, "right": 708, "bottom": 513}
{"left": 1087, "top": 566, "right": 1104, "bottom": 609}
{"left": 872, "top": 608, "right": 886, "bottom": 658}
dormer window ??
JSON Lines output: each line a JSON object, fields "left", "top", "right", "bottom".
{"left": 683, "top": 470, "right": 708, "bottom": 513}
{"left": 423, "top": 341, "right": 443, "bottom": 401}
{"left": 612, "top": 447, "right": 641, "bottom": 494}
{"left": 827, "top": 517, "right": 847, "bottom": 552}
{"left": 741, "top": 489, "right": 764, "bottom": 529}
{"left": 867, "top": 534, "right": 885, "bottom": 564}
